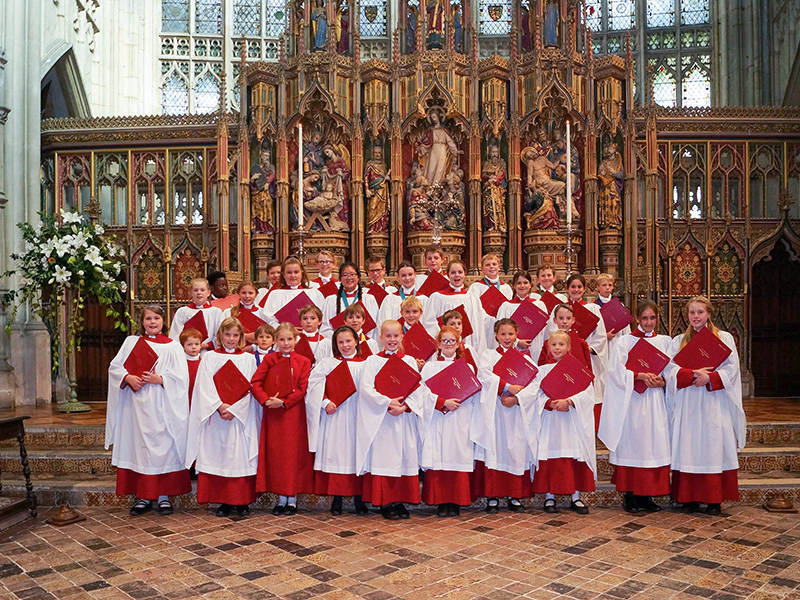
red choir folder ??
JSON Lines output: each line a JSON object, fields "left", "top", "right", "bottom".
{"left": 511, "top": 301, "right": 549, "bottom": 340}
{"left": 213, "top": 359, "right": 251, "bottom": 404}
{"left": 274, "top": 291, "right": 315, "bottom": 327}
{"left": 417, "top": 270, "right": 450, "bottom": 297}
{"left": 539, "top": 353, "right": 595, "bottom": 400}
{"left": 258, "top": 283, "right": 280, "bottom": 308}
{"left": 672, "top": 326, "right": 732, "bottom": 371}
{"left": 425, "top": 358, "right": 481, "bottom": 402}
{"left": 436, "top": 304, "right": 474, "bottom": 338}
{"left": 366, "top": 283, "right": 389, "bottom": 308}
{"left": 236, "top": 309, "right": 267, "bottom": 334}
{"left": 493, "top": 348, "right": 539, "bottom": 387}
{"left": 539, "top": 290, "right": 563, "bottom": 314}
{"left": 265, "top": 356, "right": 294, "bottom": 398}
{"left": 183, "top": 310, "right": 209, "bottom": 341}
{"left": 318, "top": 280, "right": 339, "bottom": 298}
{"left": 572, "top": 303, "right": 601, "bottom": 340}
{"left": 402, "top": 321, "right": 437, "bottom": 361}
{"left": 360, "top": 340, "right": 373, "bottom": 357}
{"left": 211, "top": 294, "right": 240, "bottom": 310}
{"left": 329, "top": 301, "right": 377, "bottom": 334}
{"left": 325, "top": 360, "right": 357, "bottom": 407}
{"left": 626, "top": 338, "right": 671, "bottom": 394}
{"left": 600, "top": 298, "right": 633, "bottom": 334}
{"left": 294, "top": 334, "right": 317, "bottom": 366}
{"left": 124, "top": 337, "right": 159, "bottom": 378}
{"left": 479, "top": 285, "right": 508, "bottom": 318}
{"left": 375, "top": 354, "right": 422, "bottom": 402}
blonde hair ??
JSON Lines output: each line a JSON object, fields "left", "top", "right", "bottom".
{"left": 380, "top": 319, "right": 404, "bottom": 353}
{"left": 481, "top": 253, "right": 501, "bottom": 265}
{"left": 400, "top": 296, "right": 423, "bottom": 312}
{"left": 679, "top": 296, "right": 721, "bottom": 349}
{"left": 189, "top": 277, "right": 210, "bottom": 290}
{"left": 217, "top": 317, "right": 246, "bottom": 349}
{"left": 548, "top": 329, "right": 572, "bottom": 349}
{"left": 275, "top": 322, "right": 298, "bottom": 340}
{"left": 436, "top": 326, "right": 463, "bottom": 361}
{"left": 596, "top": 273, "right": 614, "bottom": 285}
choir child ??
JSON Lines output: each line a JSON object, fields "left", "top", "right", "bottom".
{"left": 298, "top": 305, "right": 333, "bottom": 366}
{"left": 356, "top": 320, "right": 427, "bottom": 520}
{"left": 663, "top": 296, "right": 745, "bottom": 516}
{"left": 186, "top": 317, "right": 260, "bottom": 517}
{"left": 539, "top": 304, "right": 593, "bottom": 371}
{"left": 310, "top": 250, "right": 339, "bottom": 289}
{"left": 180, "top": 328, "right": 203, "bottom": 405}
{"left": 262, "top": 257, "right": 325, "bottom": 328}
{"left": 321, "top": 262, "right": 379, "bottom": 338}
{"left": 595, "top": 272, "right": 631, "bottom": 353}
{"left": 414, "top": 244, "right": 449, "bottom": 293}
{"left": 306, "top": 326, "right": 369, "bottom": 515}
{"left": 496, "top": 270, "right": 550, "bottom": 356}
{"left": 251, "top": 322, "right": 314, "bottom": 515}
{"left": 420, "top": 327, "right": 481, "bottom": 517}
{"left": 535, "top": 265, "right": 566, "bottom": 301}
{"left": 208, "top": 270, "right": 229, "bottom": 301}
{"left": 223, "top": 280, "right": 266, "bottom": 345}
{"left": 440, "top": 309, "right": 478, "bottom": 371}
{"left": 599, "top": 300, "right": 671, "bottom": 513}
{"left": 376, "top": 261, "right": 426, "bottom": 330}
{"left": 423, "top": 260, "right": 486, "bottom": 353}
{"left": 366, "top": 256, "right": 398, "bottom": 295}
{"left": 169, "top": 278, "right": 223, "bottom": 351}
{"left": 467, "top": 253, "right": 512, "bottom": 349}
{"left": 531, "top": 330, "right": 597, "bottom": 514}
{"left": 248, "top": 323, "right": 276, "bottom": 366}
{"left": 342, "top": 303, "right": 381, "bottom": 355}
{"left": 256, "top": 259, "right": 283, "bottom": 307}
{"left": 474, "top": 318, "right": 538, "bottom": 513}
{"left": 107, "top": 305, "right": 191, "bottom": 516}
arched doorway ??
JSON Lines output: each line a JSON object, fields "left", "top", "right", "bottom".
{"left": 751, "top": 238, "right": 800, "bottom": 396}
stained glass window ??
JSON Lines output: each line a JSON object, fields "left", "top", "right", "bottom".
{"left": 682, "top": 63, "right": 711, "bottom": 107}
{"left": 647, "top": 0, "right": 674, "bottom": 28}
{"left": 233, "top": 0, "right": 260, "bottom": 36}
{"left": 607, "top": 0, "right": 634, "bottom": 31}
{"left": 479, "top": 0, "right": 512, "bottom": 36}
{"left": 681, "top": 0, "right": 709, "bottom": 25}
{"left": 162, "top": 0, "right": 189, "bottom": 33}
{"left": 586, "top": 0, "right": 602, "bottom": 32}
{"left": 193, "top": 71, "right": 220, "bottom": 114}
{"left": 162, "top": 71, "right": 189, "bottom": 115}
{"left": 653, "top": 64, "right": 677, "bottom": 107}
{"left": 195, "top": 0, "right": 222, "bottom": 34}
{"left": 264, "top": 0, "right": 287, "bottom": 37}
{"left": 360, "top": 1, "right": 387, "bottom": 37}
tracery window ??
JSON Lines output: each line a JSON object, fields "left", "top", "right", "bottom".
{"left": 478, "top": 0, "right": 512, "bottom": 36}
{"left": 588, "top": 0, "right": 711, "bottom": 107}
{"left": 160, "top": 0, "right": 287, "bottom": 114}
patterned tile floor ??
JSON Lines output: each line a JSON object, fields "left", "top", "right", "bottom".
{"left": 1, "top": 505, "right": 799, "bottom": 600}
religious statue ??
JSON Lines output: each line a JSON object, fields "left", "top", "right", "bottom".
{"left": 310, "top": 0, "right": 327, "bottom": 51}
{"left": 544, "top": 0, "right": 559, "bottom": 47}
{"left": 481, "top": 144, "right": 507, "bottom": 232}
{"left": 453, "top": 2, "right": 464, "bottom": 53}
{"left": 250, "top": 147, "right": 276, "bottom": 234}
{"left": 337, "top": 4, "right": 350, "bottom": 54}
{"left": 417, "top": 107, "right": 459, "bottom": 187}
{"left": 443, "top": 168, "right": 466, "bottom": 230}
{"left": 365, "top": 145, "right": 390, "bottom": 233}
{"left": 521, "top": 143, "right": 562, "bottom": 230}
{"left": 597, "top": 142, "right": 624, "bottom": 230}
{"left": 426, "top": 0, "right": 445, "bottom": 49}
{"left": 320, "top": 144, "right": 351, "bottom": 226}
{"left": 520, "top": 4, "right": 532, "bottom": 52}
{"left": 407, "top": 4, "right": 418, "bottom": 53}
{"left": 407, "top": 166, "right": 433, "bottom": 231}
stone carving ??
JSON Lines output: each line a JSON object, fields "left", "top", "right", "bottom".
{"left": 597, "top": 142, "right": 624, "bottom": 230}
{"left": 481, "top": 144, "right": 507, "bottom": 232}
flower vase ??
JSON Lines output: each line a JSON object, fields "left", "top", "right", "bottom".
{"left": 56, "top": 288, "right": 90, "bottom": 413}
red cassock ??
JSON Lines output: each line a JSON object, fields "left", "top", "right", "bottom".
{"left": 187, "top": 358, "right": 200, "bottom": 406}
{"left": 250, "top": 352, "right": 315, "bottom": 495}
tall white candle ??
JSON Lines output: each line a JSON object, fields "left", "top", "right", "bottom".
{"left": 566, "top": 120, "right": 572, "bottom": 226}
{"left": 298, "top": 122, "right": 304, "bottom": 229}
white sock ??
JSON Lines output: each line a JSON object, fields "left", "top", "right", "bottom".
{"left": 571, "top": 491, "right": 581, "bottom": 502}
{"left": 157, "top": 495, "right": 168, "bottom": 503}
{"left": 278, "top": 495, "right": 288, "bottom": 506}
{"left": 287, "top": 495, "right": 297, "bottom": 506}
{"left": 545, "top": 493, "right": 555, "bottom": 500}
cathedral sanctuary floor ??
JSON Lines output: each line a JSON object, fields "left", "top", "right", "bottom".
{"left": 1, "top": 505, "right": 799, "bottom": 600}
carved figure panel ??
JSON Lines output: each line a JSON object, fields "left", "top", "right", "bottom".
{"left": 250, "top": 143, "right": 276, "bottom": 234}
{"left": 364, "top": 141, "right": 390, "bottom": 233}
{"left": 597, "top": 141, "right": 624, "bottom": 230}
{"left": 481, "top": 141, "right": 508, "bottom": 232}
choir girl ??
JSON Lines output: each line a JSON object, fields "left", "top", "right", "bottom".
{"left": 539, "top": 304, "right": 593, "bottom": 372}
{"left": 321, "top": 262, "right": 379, "bottom": 337}
{"left": 169, "top": 278, "right": 223, "bottom": 351}
{"left": 250, "top": 322, "right": 314, "bottom": 515}
{"left": 376, "top": 261, "right": 426, "bottom": 329}
{"left": 423, "top": 260, "right": 486, "bottom": 352}
{"left": 496, "top": 270, "right": 550, "bottom": 356}
{"left": 306, "top": 326, "right": 370, "bottom": 515}
{"left": 298, "top": 305, "right": 333, "bottom": 366}
{"left": 222, "top": 280, "right": 265, "bottom": 344}
{"left": 342, "top": 303, "right": 381, "bottom": 355}
{"left": 441, "top": 309, "right": 478, "bottom": 370}
{"left": 262, "top": 257, "right": 325, "bottom": 328}
{"left": 595, "top": 273, "right": 631, "bottom": 353}
{"left": 107, "top": 305, "right": 191, "bottom": 516}
{"left": 531, "top": 330, "right": 596, "bottom": 514}
{"left": 599, "top": 300, "right": 670, "bottom": 513}
{"left": 186, "top": 317, "right": 260, "bottom": 517}
{"left": 663, "top": 296, "right": 745, "bottom": 516}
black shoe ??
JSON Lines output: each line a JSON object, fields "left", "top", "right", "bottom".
{"left": 354, "top": 496, "right": 369, "bottom": 515}
{"left": 330, "top": 496, "right": 343, "bottom": 515}
{"left": 437, "top": 504, "right": 448, "bottom": 517}
{"left": 395, "top": 503, "right": 410, "bottom": 519}
{"left": 705, "top": 503, "right": 722, "bottom": 516}
{"left": 486, "top": 497, "right": 500, "bottom": 514}
{"left": 508, "top": 498, "right": 523, "bottom": 513}
{"left": 157, "top": 500, "right": 174, "bottom": 516}
{"left": 272, "top": 503, "right": 286, "bottom": 515}
{"left": 681, "top": 502, "right": 701, "bottom": 513}
{"left": 543, "top": 498, "right": 558, "bottom": 513}
{"left": 639, "top": 497, "right": 661, "bottom": 513}
{"left": 380, "top": 505, "right": 400, "bottom": 520}
{"left": 235, "top": 504, "right": 250, "bottom": 516}
{"left": 569, "top": 499, "right": 589, "bottom": 514}
{"left": 284, "top": 504, "right": 297, "bottom": 515}
{"left": 130, "top": 499, "right": 152, "bottom": 516}
{"left": 448, "top": 504, "right": 460, "bottom": 517}
{"left": 623, "top": 492, "right": 643, "bottom": 514}
{"left": 216, "top": 504, "right": 233, "bottom": 517}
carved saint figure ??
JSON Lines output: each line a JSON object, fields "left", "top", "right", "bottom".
{"left": 311, "top": 0, "right": 327, "bottom": 51}
{"left": 320, "top": 144, "right": 351, "bottom": 227}
{"left": 521, "top": 143, "right": 561, "bottom": 230}
{"left": 481, "top": 144, "right": 507, "bottom": 232}
{"left": 250, "top": 147, "right": 276, "bottom": 234}
{"left": 417, "top": 108, "right": 458, "bottom": 187}
{"left": 597, "top": 142, "right": 624, "bottom": 230}
{"left": 544, "top": 0, "right": 559, "bottom": 47}
{"left": 365, "top": 145, "right": 390, "bottom": 233}
{"left": 407, "top": 166, "right": 433, "bottom": 231}
{"left": 453, "top": 2, "right": 464, "bottom": 52}
{"left": 426, "top": 0, "right": 445, "bottom": 49}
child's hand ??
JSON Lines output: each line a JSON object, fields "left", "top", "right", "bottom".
{"left": 244, "top": 332, "right": 256, "bottom": 344}
{"left": 218, "top": 403, "right": 234, "bottom": 420}
{"left": 387, "top": 398, "right": 406, "bottom": 416}
{"left": 552, "top": 399, "right": 571, "bottom": 412}
{"left": 141, "top": 371, "right": 163, "bottom": 386}
{"left": 125, "top": 374, "right": 144, "bottom": 392}
{"left": 637, "top": 372, "right": 661, "bottom": 388}
{"left": 265, "top": 395, "right": 285, "bottom": 409}
{"left": 203, "top": 341, "right": 214, "bottom": 351}
{"left": 443, "top": 398, "right": 462, "bottom": 412}
{"left": 325, "top": 402, "right": 337, "bottom": 415}
{"left": 606, "top": 330, "right": 617, "bottom": 340}
{"left": 500, "top": 395, "right": 519, "bottom": 408}
{"left": 507, "top": 384, "right": 524, "bottom": 396}
{"left": 516, "top": 339, "right": 531, "bottom": 350}
{"left": 415, "top": 358, "right": 426, "bottom": 371}
{"left": 692, "top": 368, "right": 711, "bottom": 387}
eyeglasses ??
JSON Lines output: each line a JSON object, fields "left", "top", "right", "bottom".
{"left": 440, "top": 339, "right": 458, "bottom": 345}
{"left": 368, "top": 268, "right": 384, "bottom": 274}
